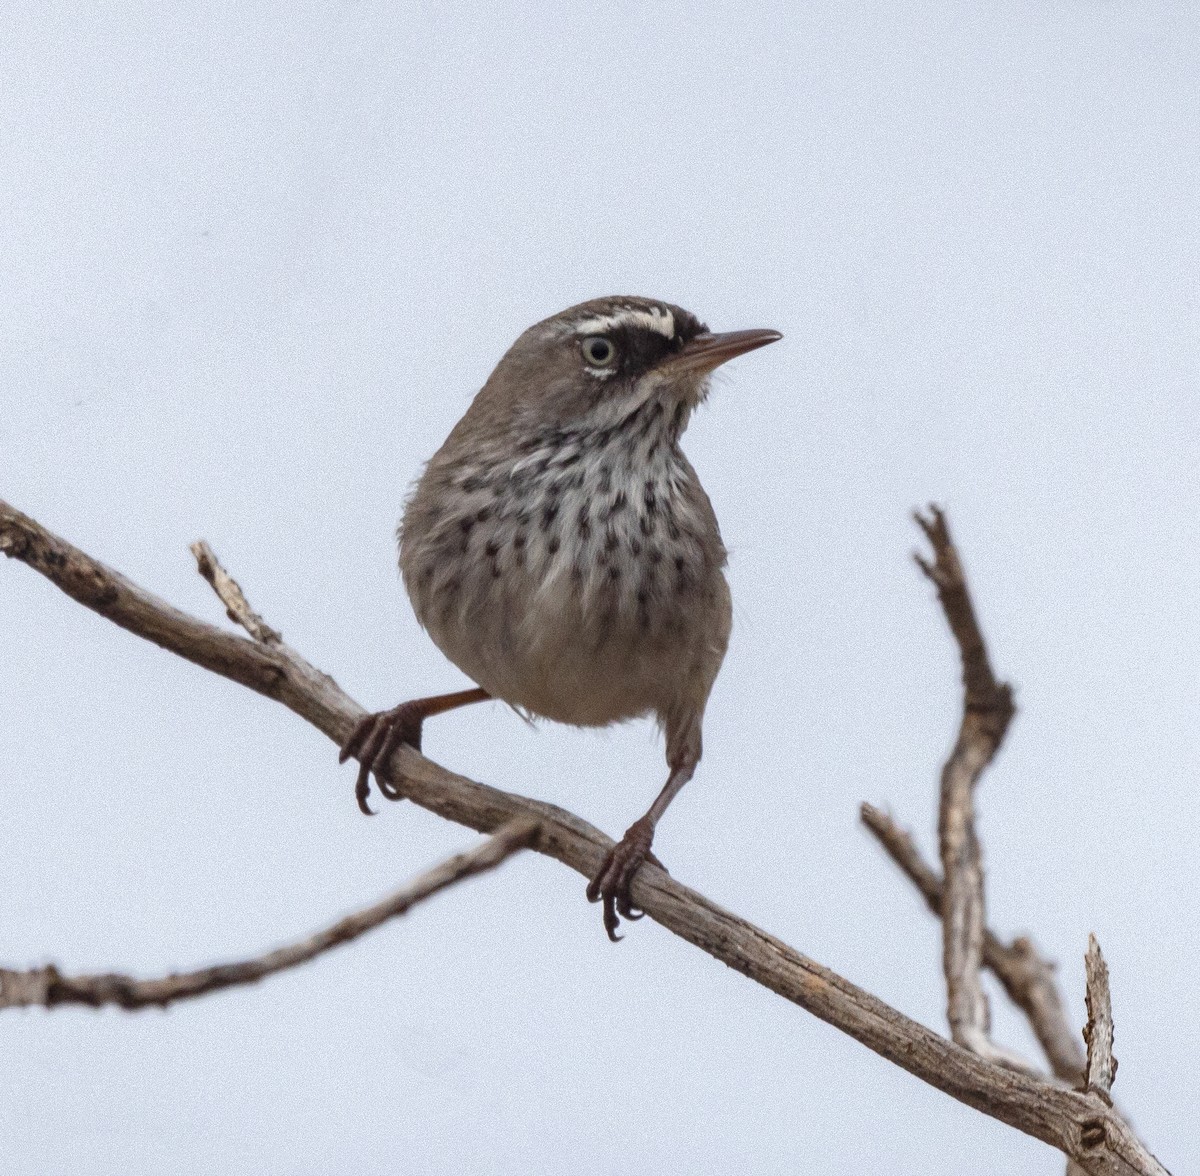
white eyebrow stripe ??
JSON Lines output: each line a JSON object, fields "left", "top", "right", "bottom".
{"left": 572, "top": 307, "right": 675, "bottom": 339}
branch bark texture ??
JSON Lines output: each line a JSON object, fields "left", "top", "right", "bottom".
{"left": 1084, "top": 935, "right": 1118, "bottom": 1099}
{"left": 860, "top": 802, "right": 1086, "bottom": 1084}
{"left": 914, "top": 506, "right": 1022, "bottom": 1068}
{"left": 0, "top": 499, "right": 1167, "bottom": 1176}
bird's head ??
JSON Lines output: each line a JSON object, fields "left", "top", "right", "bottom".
{"left": 471, "top": 296, "right": 781, "bottom": 440}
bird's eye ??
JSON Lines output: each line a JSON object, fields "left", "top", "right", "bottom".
{"left": 582, "top": 336, "right": 616, "bottom": 367}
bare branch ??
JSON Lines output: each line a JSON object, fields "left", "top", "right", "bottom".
{"left": 0, "top": 499, "right": 1168, "bottom": 1176}
{"left": 914, "top": 505, "right": 1025, "bottom": 1069}
{"left": 1084, "top": 935, "right": 1117, "bottom": 1099}
{"left": 860, "top": 803, "right": 1086, "bottom": 1083}
{"left": 860, "top": 802, "right": 943, "bottom": 906}
{"left": 190, "top": 539, "right": 281, "bottom": 644}
{"left": 0, "top": 818, "right": 539, "bottom": 1011}
{"left": 0, "top": 498, "right": 363, "bottom": 745}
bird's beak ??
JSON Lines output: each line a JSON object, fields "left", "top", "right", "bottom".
{"left": 657, "top": 328, "right": 783, "bottom": 377}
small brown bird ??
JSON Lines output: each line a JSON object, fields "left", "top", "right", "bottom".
{"left": 341, "top": 296, "right": 781, "bottom": 938}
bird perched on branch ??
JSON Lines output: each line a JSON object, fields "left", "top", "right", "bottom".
{"left": 341, "top": 295, "right": 781, "bottom": 938}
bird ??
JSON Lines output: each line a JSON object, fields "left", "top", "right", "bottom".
{"left": 340, "top": 295, "right": 781, "bottom": 939}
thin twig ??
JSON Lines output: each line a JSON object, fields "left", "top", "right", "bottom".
{"left": 0, "top": 818, "right": 539, "bottom": 1010}
{"left": 914, "top": 505, "right": 1025, "bottom": 1069}
{"left": 860, "top": 803, "right": 1086, "bottom": 1083}
{"left": 1084, "top": 935, "right": 1117, "bottom": 1100}
{"left": 190, "top": 539, "right": 282, "bottom": 644}
{"left": 0, "top": 499, "right": 1167, "bottom": 1176}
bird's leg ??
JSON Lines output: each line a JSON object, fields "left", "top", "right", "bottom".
{"left": 339, "top": 686, "right": 490, "bottom": 815}
{"left": 587, "top": 743, "right": 698, "bottom": 942}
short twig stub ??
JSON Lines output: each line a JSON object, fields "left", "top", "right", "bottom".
{"left": 190, "top": 539, "right": 283, "bottom": 644}
{"left": 1083, "top": 934, "right": 1117, "bottom": 1100}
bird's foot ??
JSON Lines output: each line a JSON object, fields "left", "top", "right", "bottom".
{"left": 338, "top": 702, "right": 426, "bottom": 815}
{"left": 586, "top": 817, "right": 666, "bottom": 942}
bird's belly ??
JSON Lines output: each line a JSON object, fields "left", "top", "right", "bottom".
{"left": 473, "top": 604, "right": 684, "bottom": 725}
{"left": 405, "top": 509, "right": 728, "bottom": 727}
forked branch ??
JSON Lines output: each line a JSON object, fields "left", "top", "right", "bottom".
{"left": 860, "top": 802, "right": 1085, "bottom": 1084}
{"left": 914, "top": 506, "right": 1024, "bottom": 1068}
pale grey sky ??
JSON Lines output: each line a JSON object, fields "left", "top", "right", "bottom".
{"left": 2, "top": 3, "right": 1196, "bottom": 1172}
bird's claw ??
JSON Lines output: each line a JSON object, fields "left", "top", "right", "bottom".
{"left": 338, "top": 703, "right": 425, "bottom": 815}
{"left": 586, "top": 819, "right": 663, "bottom": 941}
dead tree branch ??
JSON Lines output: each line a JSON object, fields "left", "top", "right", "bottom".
{"left": 0, "top": 498, "right": 1168, "bottom": 1176}
{"left": 914, "top": 505, "right": 1025, "bottom": 1068}
{"left": 190, "top": 539, "right": 282, "bottom": 644}
{"left": 0, "top": 818, "right": 538, "bottom": 1011}
{"left": 860, "top": 802, "right": 1085, "bottom": 1083}
{"left": 1084, "top": 935, "right": 1118, "bottom": 1099}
